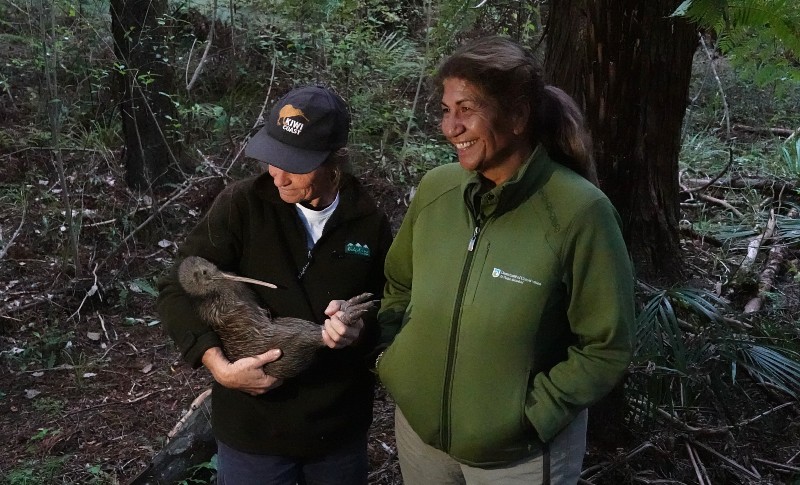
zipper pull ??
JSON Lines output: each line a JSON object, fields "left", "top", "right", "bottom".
{"left": 468, "top": 226, "right": 480, "bottom": 251}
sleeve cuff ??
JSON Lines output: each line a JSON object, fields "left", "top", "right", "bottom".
{"left": 181, "top": 331, "right": 223, "bottom": 368}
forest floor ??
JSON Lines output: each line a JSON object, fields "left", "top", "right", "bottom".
{"left": 1, "top": 134, "right": 799, "bottom": 484}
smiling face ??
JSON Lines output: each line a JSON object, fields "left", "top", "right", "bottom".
{"left": 267, "top": 164, "right": 338, "bottom": 208}
{"left": 440, "top": 77, "right": 532, "bottom": 186}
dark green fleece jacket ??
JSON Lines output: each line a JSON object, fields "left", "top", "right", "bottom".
{"left": 377, "top": 147, "right": 634, "bottom": 466}
{"left": 157, "top": 172, "right": 392, "bottom": 457}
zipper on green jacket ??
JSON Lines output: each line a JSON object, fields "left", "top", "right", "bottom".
{"left": 441, "top": 220, "right": 482, "bottom": 452}
{"left": 467, "top": 226, "right": 480, "bottom": 251}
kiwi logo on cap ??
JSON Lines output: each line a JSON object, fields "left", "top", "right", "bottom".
{"left": 277, "top": 104, "right": 310, "bottom": 135}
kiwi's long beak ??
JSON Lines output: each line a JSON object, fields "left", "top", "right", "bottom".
{"left": 213, "top": 273, "right": 278, "bottom": 289}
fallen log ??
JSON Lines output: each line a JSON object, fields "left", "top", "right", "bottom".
{"left": 682, "top": 176, "right": 797, "bottom": 194}
{"left": 129, "top": 389, "right": 216, "bottom": 485}
{"left": 744, "top": 245, "right": 787, "bottom": 314}
{"left": 732, "top": 123, "right": 798, "bottom": 137}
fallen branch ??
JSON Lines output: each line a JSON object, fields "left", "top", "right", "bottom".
{"left": 752, "top": 457, "right": 800, "bottom": 473}
{"left": 654, "top": 406, "right": 729, "bottom": 435}
{"left": 130, "top": 390, "right": 216, "bottom": 485}
{"left": 688, "top": 439, "right": 761, "bottom": 480}
{"left": 168, "top": 388, "right": 211, "bottom": 439}
{"left": 740, "top": 210, "right": 777, "bottom": 273}
{"left": 744, "top": 244, "right": 787, "bottom": 313}
{"left": 683, "top": 176, "right": 797, "bottom": 194}
{"left": 686, "top": 442, "right": 711, "bottom": 485}
{"left": 695, "top": 192, "right": 744, "bottom": 219}
{"left": 732, "top": 123, "right": 797, "bottom": 137}
{"left": 582, "top": 441, "right": 656, "bottom": 482}
{"left": 68, "top": 262, "right": 99, "bottom": 321}
{"left": 0, "top": 205, "right": 26, "bottom": 261}
{"left": 681, "top": 148, "right": 734, "bottom": 195}
{"left": 722, "top": 316, "right": 752, "bottom": 331}
{"left": 736, "top": 402, "right": 795, "bottom": 428}
{"left": 53, "top": 389, "right": 167, "bottom": 423}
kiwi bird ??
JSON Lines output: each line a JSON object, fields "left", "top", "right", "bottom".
{"left": 177, "top": 256, "right": 375, "bottom": 379}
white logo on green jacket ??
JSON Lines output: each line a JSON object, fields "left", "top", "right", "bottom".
{"left": 492, "top": 267, "right": 541, "bottom": 286}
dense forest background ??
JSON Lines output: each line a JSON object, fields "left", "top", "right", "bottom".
{"left": 1, "top": 0, "right": 799, "bottom": 483}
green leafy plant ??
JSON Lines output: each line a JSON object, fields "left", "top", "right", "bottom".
{"left": 630, "top": 284, "right": 800, "bottom": 423}
{"left": 673, "top": 0, "right": 800, "bottom": 86}
{"left": 176, "top": 454, "right": 218, "bottom": 485}
{"left": 6, "top": 456, "right": 68, "bottom": 485}
{"left": 780, "top": 137, "right": 800, "bottom": 175}
{"left": 31, "top": 397, "right": 65, "bottom": 416}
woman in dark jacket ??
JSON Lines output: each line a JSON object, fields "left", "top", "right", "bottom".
{"left": 157, "top": 86, "right": 392, "bottom": 485}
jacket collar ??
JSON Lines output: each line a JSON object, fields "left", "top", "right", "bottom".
{"left": 462, "top": 145, "right": 555, "bottom": 220}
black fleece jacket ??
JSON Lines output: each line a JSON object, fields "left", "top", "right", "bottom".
{"left": 157, "top": 172, "right": 392, "bottom": 457}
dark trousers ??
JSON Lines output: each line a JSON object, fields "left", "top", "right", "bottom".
{"left": 216, "top": 436, "right": 369, "bottom": 485}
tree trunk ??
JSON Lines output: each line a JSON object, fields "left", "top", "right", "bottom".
{"left": 111, "top": 0, "right": 183, "bottom": 190}
{"left": 545, "top": 0, "right": 698, "bottom": 281}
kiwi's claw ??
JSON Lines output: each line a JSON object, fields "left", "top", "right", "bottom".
{"left": 340, "top": 293, "right": 377, "bottom": 326}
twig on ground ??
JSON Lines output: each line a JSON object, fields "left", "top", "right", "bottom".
{"left": 52, "top": 389, "right": 169, "bottom": 423}
{"left": 744, "top": 244, "right": 787, "bottom": 313}
{"left": 653, "top": 406, "right": 729, "bottom": 435}
{"left": 722, "top": 316, "right": 752, "bottom": 331}
{"left": 682, "top": 149, "right": 735, "bottom": 195}
{"left": 752, "top": 457, "right": 800, "bottom": 473}
{"left": 367, "top": 449, "right": 398, "bottom": 480}
{"left": 583, "top": 441, "right": 656, "bottom": 482}
{"left": 682, "top": 176, "right": 796, "bottom": 194}
{"left": 0, "top": 205, "right": 25, "bottom": 261}
{"left": 733, "top": 124, "right": 797, "bottom": 137}
{"left": 697, "top": 192, "right": 744, "bottom": 219}
{"left": 688, "top": 438, "right": 761, "bottom": 480}
{"left": 736, "top": 402, "right": 795, "bottom": 428}
{"left": 68, "top": 262, "right": 100, "bottom": 321}
{"left": 741, "top": 209, "right": 777, "bottom": 273}
{"left": 686, "top": 442, "right": 710, "bottom": 485}
{"left": 98, "top": 311, "right": 116, "bottom": 342}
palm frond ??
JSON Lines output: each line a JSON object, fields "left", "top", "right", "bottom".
{"left": 634, "top": 286, "right": 728, "bottom": 371}
{"left": 776, "top": 203, "right": 800, "bottom": 245}
{"left": 722, "top": 340, "right": 800, "bottom": 397}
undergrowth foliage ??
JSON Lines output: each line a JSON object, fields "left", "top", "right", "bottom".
{"left": 1, "top": 0, "right": 799, "bottom": 484}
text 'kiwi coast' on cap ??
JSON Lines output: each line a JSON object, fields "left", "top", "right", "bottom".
{"left": 244, "top": 85, "right": 350, "bottom": 174}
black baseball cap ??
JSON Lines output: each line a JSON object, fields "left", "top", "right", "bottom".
{"left": 245, "top": 86, "right": 350, "bottom": 174}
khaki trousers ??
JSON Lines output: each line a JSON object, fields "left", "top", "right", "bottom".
{"left": 394, "top": 407, "right": 588, "bottom": 485}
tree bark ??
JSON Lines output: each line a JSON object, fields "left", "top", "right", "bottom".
{"left": 111, "top": 0, "right": 183, "bottom": 190}
{"left": 545, "top": 0, "right": 698, "bottom": 281}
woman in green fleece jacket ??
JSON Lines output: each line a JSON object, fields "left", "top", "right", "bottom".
{"left": 376, "top": 37, "right": 635, "bottom": 484}
{"left": 157, "top": 86, "right": 392, "bottom": 484}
